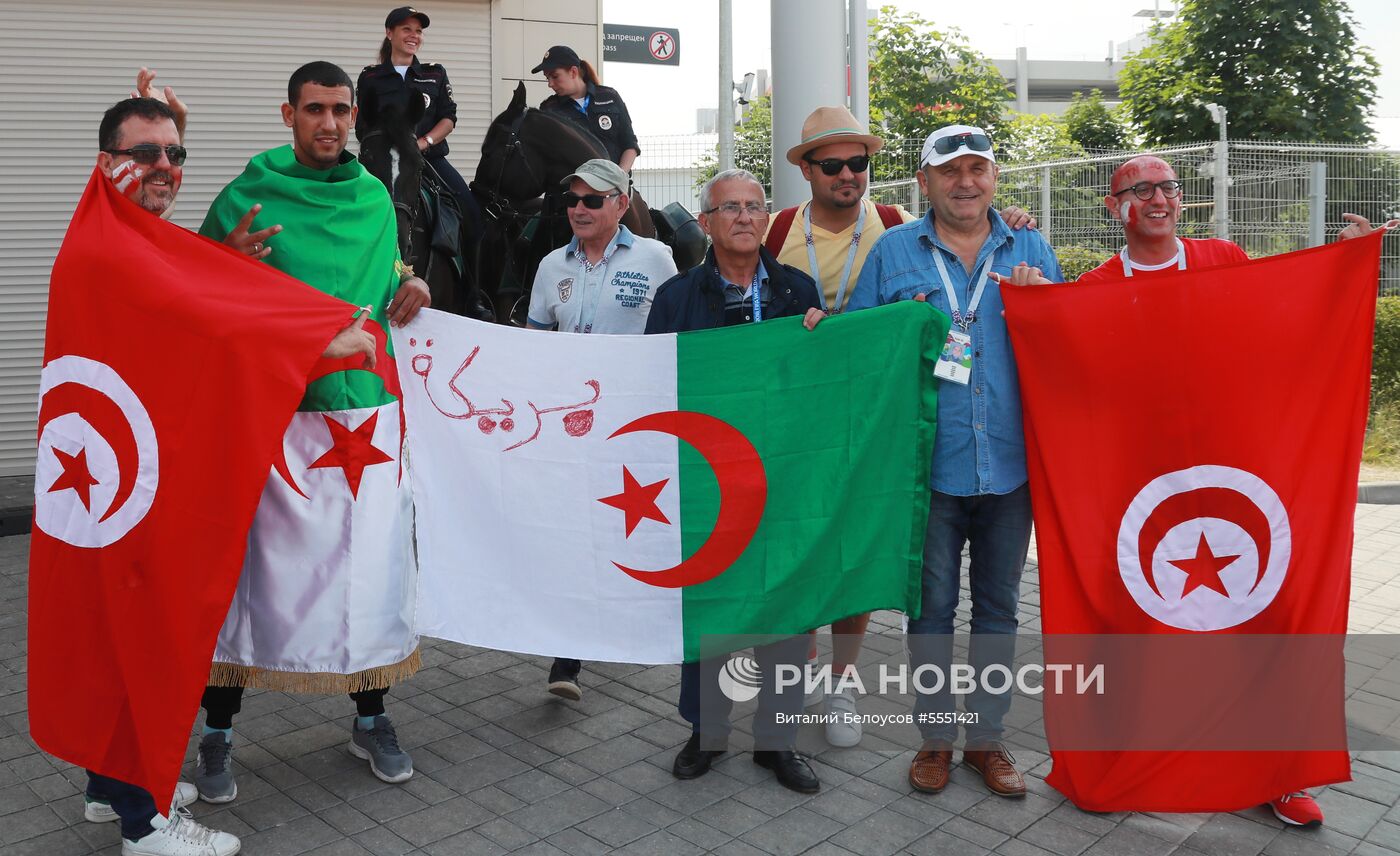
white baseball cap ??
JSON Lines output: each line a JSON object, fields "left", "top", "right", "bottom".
{"left": 920, "top": 125, "right": 996, "bottom": 169}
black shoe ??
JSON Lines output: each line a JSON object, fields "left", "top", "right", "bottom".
{"left": 753, "top": 749, "right": 820, "bottom": 793}
{"left": 547, "top": 658, "right": 582, "bottom": 701}
{"left": 672, "top": 733, "right": 725, "bottom": 779}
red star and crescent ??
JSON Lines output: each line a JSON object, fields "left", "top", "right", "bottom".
{"left": 598, "top": 467, "right": 671, "bottom": 537}
{"left": 307, "top": 411, "right": 394, "bottom": 499}
{"left": 1168, "top": 532, "right": 1240, "bottom": 598}
{"left": 47, "top": 446, "right": 100, "bottom": 512}
{"left": 601, "top": 411, "right": 767, "bottom": 589}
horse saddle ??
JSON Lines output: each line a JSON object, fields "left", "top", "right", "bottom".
{"left": 651, "top": 202, "right": 707, "bottom": 271}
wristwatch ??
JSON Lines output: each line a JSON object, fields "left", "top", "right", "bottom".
{"left": 424, "top": 135, "right": 436, "bottom": 146}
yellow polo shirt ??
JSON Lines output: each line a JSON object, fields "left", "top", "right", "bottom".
{"left": 767, "top": 198, "right": 915, "bottom": 311}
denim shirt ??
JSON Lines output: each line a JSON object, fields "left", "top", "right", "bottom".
{"left": 848, "top": 209, "right": 1062, "bottom": 497}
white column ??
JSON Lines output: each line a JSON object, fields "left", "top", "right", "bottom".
{"left": 1015, "top": 47, "right": 1029, "bottom": 113}
{"left": 718, "top": 0, "right": 735, "bottom": 172}
{"left": 847, "top": 0, "right": 869, "bottom": 125}
{"left": 770, "top": 0, "right": 847, "bottom": 209}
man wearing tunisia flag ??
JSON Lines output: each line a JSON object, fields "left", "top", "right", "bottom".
{"left": 30, "top": 84, "right": 377, "bottom": 855}
{"left": 1002, "top": 154, "right": 1395, "bottom": 830}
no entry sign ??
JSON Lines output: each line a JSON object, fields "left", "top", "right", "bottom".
{"left": 603, "top": 24, "right": 680, "bottom": 66}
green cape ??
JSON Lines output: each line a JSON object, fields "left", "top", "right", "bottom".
{"left": 200, "top": 145, "right": 398, "bottom": 411}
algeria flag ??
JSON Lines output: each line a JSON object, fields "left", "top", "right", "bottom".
{"left": 395, "top": 302, "right": 947, "bottom": 663}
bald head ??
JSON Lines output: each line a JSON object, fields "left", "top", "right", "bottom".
{"left": 1110, "top": 155, "right": 1176, "bottom": 194}
{"left": 1104, "top": 154, "right": 1182, "bottom": 246}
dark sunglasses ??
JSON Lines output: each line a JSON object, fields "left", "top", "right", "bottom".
{"left": 804, "top": 154, "right": 870, "bottom": 176}
{"left": 1111, "top": 180, "right": 1184, "bottom": 200}
{"left": 931, "top": 133, "right": 992, "bottom": 156}
{"left": 562, "top": 191, "right": 621, "bottom": 209}
{"left": 103, "top": 144, "right": 187, "bottom": 166}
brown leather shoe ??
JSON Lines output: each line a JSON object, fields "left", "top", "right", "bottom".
{"left": 962, "top": 743, "right": 1026, "bottom": 797}
{"left": 908, "top": 744, "right": 954, "bottom": 793}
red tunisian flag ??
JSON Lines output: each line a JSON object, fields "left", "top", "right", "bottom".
{"left": 1002, "top": 234, "right": 1383, "bottom": 812}
{"left": 28, "top": 169, "right": 361, "bottom": 807}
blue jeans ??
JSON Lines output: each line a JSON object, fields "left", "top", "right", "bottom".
{"left": 85, "top": 771, "right": 156, "bottom": 841}
{"left": 678, "top": 634, "right": 809, "bottom": 751}
{"left": 908, "top": 484, "right": 1032, "bottom": 745}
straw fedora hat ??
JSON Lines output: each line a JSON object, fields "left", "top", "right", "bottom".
{"left": 785, "top": 105, "right": 884, "bottom": 165}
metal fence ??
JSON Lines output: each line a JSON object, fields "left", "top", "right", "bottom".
{"left": 634, "top": 134, "right": 1400, "bottom": 295}
{"left": 872, "top": 141, "right": 1400, "bottom": 293}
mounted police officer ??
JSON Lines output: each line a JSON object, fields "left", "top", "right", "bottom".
{"left": 533, "top": 45, "right": 640, "bottom": 172}
{"left": 356, "top": 6, "right": 478, "bottom": 228}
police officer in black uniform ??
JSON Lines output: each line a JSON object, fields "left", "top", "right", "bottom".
{"left": 357, "top": 6, "right": 478, "bottom": 227}
{"left": 533, "top": 45, "right": 640, "bottom": 172}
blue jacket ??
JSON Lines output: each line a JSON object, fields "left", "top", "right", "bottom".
{"left": 645, "top": 247, "right": 821, "bottom": 334}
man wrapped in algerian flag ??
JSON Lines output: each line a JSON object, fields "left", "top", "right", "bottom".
{"left": 194, "top": 62, "right": 431, "bottom": 793}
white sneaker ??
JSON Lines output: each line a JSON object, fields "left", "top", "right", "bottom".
{"left": 122, "top": 806, "right": 240, "bottom": 856}
{"left": 824, "top": 686, "right": 862, "bottom": 747}
{"left": 86, "top": 782, "right": 198, "bottom": 823}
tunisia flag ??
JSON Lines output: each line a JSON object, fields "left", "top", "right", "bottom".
{"left": 1002, "top": 234, "right": 1383, "bottom": 812}
{"left": 28, "top": 170, "right": 360, "bottom": 806}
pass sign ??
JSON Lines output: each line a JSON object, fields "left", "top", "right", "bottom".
{"left": 603, "top": 24, "right": 680, "bottom": 66}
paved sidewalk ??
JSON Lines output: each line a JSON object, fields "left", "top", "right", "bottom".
{"left": 2, "top": 506, "right": 1399, "bottom": 855}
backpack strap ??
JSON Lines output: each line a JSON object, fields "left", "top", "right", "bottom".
{"left": 875, "top": 203, "right": 903, "bottom": 230}
{"left": 764, "top": 206, "right": 799, "bottom": 256}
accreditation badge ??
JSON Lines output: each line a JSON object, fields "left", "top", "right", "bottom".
{"left": 934, "top": 328, "right": 972, "bottom": 385}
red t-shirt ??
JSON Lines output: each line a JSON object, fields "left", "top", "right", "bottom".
{"left": 1078, "top": 238, "right": 1250, "bottom": 282}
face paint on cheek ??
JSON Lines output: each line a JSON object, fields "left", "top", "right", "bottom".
{"left": 110, "top": 160, "right": 144, "bottom": 199}
{"left": 1120, "top": 200, "right": 1136, "bottom": 227}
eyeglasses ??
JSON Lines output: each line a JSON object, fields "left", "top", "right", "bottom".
{"left": 804, "top": 154, "right": 870, "bottom": 176}
{"left": 931, "top": 133, "right": 992, "bottom": 156}
{"left": 1111, "top": 180, "right": 1184, "bottom": 200}
{"left": 704, "top": 201, "right": 769, "bottom": 218}
{"left": 102, "top": 144, "right": 187, "bottom": 166}
{"left": 562, "top": 191, "right": 621, "bottom": 209}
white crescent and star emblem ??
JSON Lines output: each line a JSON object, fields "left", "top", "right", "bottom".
{"left": 1117, "top": 464, "right": 1291, "bottom": 631}
{"left": 34, "top": 356, "right": 158, "bottom": 548}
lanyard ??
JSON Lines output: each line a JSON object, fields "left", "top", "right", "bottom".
{"left": 930, "top": 247, "right": 992, "bottom": 331}
{"left": 574, "top": 242, "right": 615, "bottom": 333}
{"left": 575, "top": 94, "right": 591, "bottom": 115}
{"left": 1120, "top": 238, "right": 1187, "bottom": 277}
{"left": 803, "top": 203, "right": 866, "bottom": 313}
{"left": 717, "top": 267, "right": 763, "bottom": 322}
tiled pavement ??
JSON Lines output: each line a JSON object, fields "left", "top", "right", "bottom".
{"left": 2, "top": 506, "right": 1399, "bottom": 856}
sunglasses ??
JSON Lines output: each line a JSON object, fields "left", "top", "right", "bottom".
{"left": 1111, "top": 180, "right": 1185, "bottom": 200}
{"left": 804, "top": 154, "right": 870, "bottom": 176}
{"left": 103, "top": 144, "right": 187, "bottom": 166}
{"left": 562, "top": 191, "right": 621, "bottom": 209}
{"left": 931, "top": 133, "right": 992, "bottom": 156}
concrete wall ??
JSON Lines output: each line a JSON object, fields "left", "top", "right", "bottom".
{"left": 492, "top": 0, "right": 604, "bottom": 116}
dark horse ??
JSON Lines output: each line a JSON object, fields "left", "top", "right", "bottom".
{"left": 471, "top": 82, "right": 659, "bottom": 325}
{"left": 357, "top": 87, "right": 492, "bottom": 321}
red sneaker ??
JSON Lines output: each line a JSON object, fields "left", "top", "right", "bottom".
{"left": 1269, "top": 792, "right": 1323, "bottom": 828}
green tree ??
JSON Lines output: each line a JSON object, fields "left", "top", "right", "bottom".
{"left": 1119, "top": 0, "right": 1379, "bottom": 145}
{"left": 693, "top": 95, "right": 774, "bottom": 190}
{"left": 1063, "top": 89, "right": 1132, "bottom": 151}
{"left": 868, "top": 5, "right": 1011, "bottom": 141}
{"left": 994, "top": 112, "right": 1082, "bottom": 163}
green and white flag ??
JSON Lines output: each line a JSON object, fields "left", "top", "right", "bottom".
{"left": 395, "top": 302, "right": 947, "bottom": 663}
